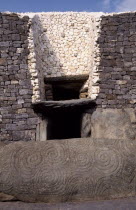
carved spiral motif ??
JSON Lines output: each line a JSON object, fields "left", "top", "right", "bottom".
{"left": 119, "top": 140, "right": 136, "bottom": 158}
{"left": 34, "top": 168, "right": 66, "bottom": 196}
{"left": 94, "top": 148, "right": 121, "bottom": 175}
{"left": 0, "top": 146, "right": 20, "bottom": 193}
{"left": 0, "top": 176, "right": 13, "bottom": 193}
{"left": 14, "top": 145, "right": 43, "bottom": 180}
{"left": 42, "top": 143, "right": 69, "bottom": 171}
{"left": 72, "top": 152, "right": 94, "bottom": 173}
{"left": 95, "top": 177, "right": 111, "bottom": 197}
{"left": 0, "top": 139, "right": 135, "bottom": 203}
{"left": 65, "top": 175, "right": 82, "bottom": 198}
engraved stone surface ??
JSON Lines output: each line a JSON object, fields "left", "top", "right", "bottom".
{"left": 0, "top": 138, "right": 136, "bottom": 203}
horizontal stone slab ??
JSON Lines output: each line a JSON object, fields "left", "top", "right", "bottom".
{"left": 0, "top": 138, "right": 136, "bottom": 203}
{"left": 44, "top": 74, "right": 89, "bottom": 82}
{"left": 32, "top": 99, "right": 96, "bottom": 116}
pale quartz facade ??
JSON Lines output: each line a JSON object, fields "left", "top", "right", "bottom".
{"left": 0, "top": 12, "right": 135, "bottom": 142}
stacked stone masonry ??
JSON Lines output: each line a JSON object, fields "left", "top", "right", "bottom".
{"left": 91, "top": 13, "right": 136, "bottom": 108}
{"left": 0, "top": 12, "right": 135, "bottom": 142}
{"left": 32, "top": 13, "right": 94, "bottom": 77}
{"left": 0, "top": 13, "right": 39, "bottom": 141}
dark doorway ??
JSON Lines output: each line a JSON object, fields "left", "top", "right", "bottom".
{"left": 52, "top": 81, "right": 82, "bottom": 100}
{"left": 47, "top": 111, "right": 81, "bottom": 140}
{"left": 42, "top": 75, "right": 90, "bottom": 140}
{"left": 32, "top": 98, "right": 96, "bottom": 141}
{"left": 44, "top": 76, "right": 88, "bottom": 101}
{"left": 53, "top": 84, "right": 79, "bottom": 100}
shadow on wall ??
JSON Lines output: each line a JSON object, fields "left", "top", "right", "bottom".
{"left": 31, "top": 15, "right": 95, "bottom": 140}
{"left": 31, "top": 14, "right": 91, "bottom": 100}
{"left": 0, "top": 13, "right": 38, "bottom": 142}
{"left": 31, "top": 14, "right": 65, "bottom": 101}
{"left": 31, "top": 15, "right": 74, "bottom": 141}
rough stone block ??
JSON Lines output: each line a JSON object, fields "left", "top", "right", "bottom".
{"left": 0, "top": 58, "right": 7, "bottom": 65}
{"left": 0, "top": 138, "right": 136, "bottom": 203}
{"left": 91, "top": 108, "right": 136, "bottom": 140}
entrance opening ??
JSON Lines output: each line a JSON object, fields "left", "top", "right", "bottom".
{"left": 34, "top": 75, "right": 93, "bottom": 140}
{"left": 52, "top": 81, "right": 82, "bottom": 100}
{"left": 44, "top": 76, "right": 89, "bottom": 101}
{"left": 33, "top": 98, "right": 96, "bottom": 141}
{"left": 47, "top": 111, "right": 81, "bottom": 140}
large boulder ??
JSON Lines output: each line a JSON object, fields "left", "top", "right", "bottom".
{"left": 91, "top": 108, "right": 136, "bottom": 140}
{"left": 0, "top": 138, "right": 136, "bottom": 203}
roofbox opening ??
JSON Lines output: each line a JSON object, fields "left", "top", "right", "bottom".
{"left": 44, "top": 75, "right": 89, "bottom": 101}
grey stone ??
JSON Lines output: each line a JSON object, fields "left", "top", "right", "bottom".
{"left": 32, "top": 99, "right": 96, "bottom": 116}
{"left": 0, "top": 138, "right": 136, "bottom": 203}
{"left": 0, "top": 58, "right": 7, "bottom": 65}
{"left": 19, "top": 89, "right": 28, "bottom": 95}
{"left": 12, "top": 34, "right": 20, "bottom": 41}
{"left": 91, "top": 108, "right": 136, "bottom": 140}
{"left": 81, "top": 113, "right": 91, "bottom": 137}
{"left": 1, "top": 197, "right": 136, "bottom": 210}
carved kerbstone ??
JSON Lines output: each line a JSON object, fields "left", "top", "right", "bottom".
{"left": 0, "top": 138, "right": 136, "bottom": 203}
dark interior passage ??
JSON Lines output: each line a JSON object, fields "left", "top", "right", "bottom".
{"left": 45, "top": 78, "right": 87, "bottom": 101}
{"left": 53, "top": 85, "right": 79, "bottom": 100}
{"left": 47, "top": 111, "right": 81, "bottom": 140}
{"left": 32, "top": 99, "right": 97, "bottom": 140}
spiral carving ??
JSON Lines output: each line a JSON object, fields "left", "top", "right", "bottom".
{"left": 13, "top": 145, "right": 43, "bottom": 181}
{"left": 0, "top": 138, "right": 135, "bottom": 203}
{"left": 43, "top": 142, "right": 69, "bottom": 168}
{"left": 94, "top": 148, "right": 122, "bottom": 175}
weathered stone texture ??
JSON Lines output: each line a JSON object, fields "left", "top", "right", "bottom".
{"left": 0, "top": 138, "right": 136, "bottom": 203}
{"left": 32, "top": 13, "right": 95, "bottom": 78}
{"left": 90, "top": 13, "right": 136, "bottom": 109}
{"left": 0, "top": 12, "right": 136, "bottom": 142}
{"left": 0, "top": 13, "right": 39, "bottom": 142}
{"left": 91, "top": 108, "right": 136, "bottom": 140}
{"left": 1, "top": 198, "right": 136, "bottom": 210}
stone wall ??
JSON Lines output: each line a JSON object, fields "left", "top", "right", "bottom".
{"left": 90, "top": 12, "right": 136, "bottom": 109}
{"left": 0, "top": 13, "right": 39, "bottom": 142}
{"left": 0, "top": 11, "right": 136, "bottom": 142}
{"left": 32, "top": 13, "right": 95, "bottom": 78}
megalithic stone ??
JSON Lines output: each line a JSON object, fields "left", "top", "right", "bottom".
{"left": 0, "top": 138, "right": 136, "bottom": 203}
